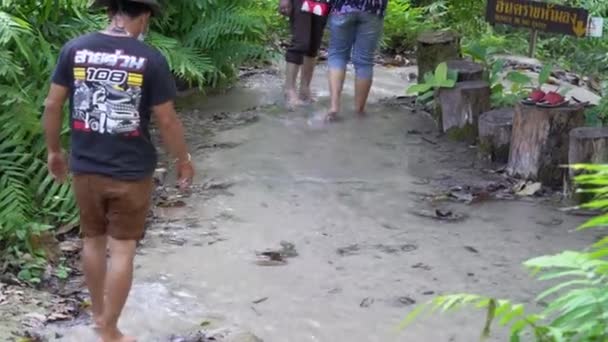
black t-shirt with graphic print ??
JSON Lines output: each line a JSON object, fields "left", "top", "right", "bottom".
{"left": 51, "top": 32, "right": 176, "bottom": 181}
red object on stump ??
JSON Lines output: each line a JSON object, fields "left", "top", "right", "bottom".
{"left": 301, "top": 0, "right": 330, "bottom": 16}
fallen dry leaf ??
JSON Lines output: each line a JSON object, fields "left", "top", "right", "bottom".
{"left": 514, "top": 181, "right": 542, "bottom": 196}
{"left": 59, "top": 239, "right": 82, "bottom": 253}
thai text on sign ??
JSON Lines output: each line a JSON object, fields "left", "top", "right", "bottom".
{"left": 486, "top": 0, "right": 589, "bottom": 37}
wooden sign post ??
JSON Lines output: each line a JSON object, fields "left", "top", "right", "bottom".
{"left": 486, "top": 0, "right": 590, "bottom": 58}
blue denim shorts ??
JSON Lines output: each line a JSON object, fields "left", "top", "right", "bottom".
{"left": 327, "top": 12, "right": 384, "bottom": 79}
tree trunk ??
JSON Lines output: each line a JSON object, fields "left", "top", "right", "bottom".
{"left": 416, "top": 31, "right": 460, "bottom": 83}
{"left": 566, "top": 127, "right": 608, "bottom": 201}
{"left": 507, "top": 103, "right": 585, "bottom": 187}
{"left": 436, "top": 80, "right": 491, "bottom": 142}
{"left": 447, "top": 59, "right": 484, "bottom": 82}
{"left": 478, "top": 108, "right": 514, "bottom": 164}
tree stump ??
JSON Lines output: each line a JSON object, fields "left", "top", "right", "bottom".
{"left": 436, "top": 80, "right": 491, "bottom": 142}
{"left": 416, "top": 31, "right": 460, "bottom": 83}
{"left": 507, "top": 103, "right": 585, "bottom": 187}
{"left": 478, "top": 108, "right": 514, "bottom": 164}
{"left": 447, "top": 59, "right": 484, "bottom": 82}
{"left": 567, "top": 127, "right": 608, "bottom": 201}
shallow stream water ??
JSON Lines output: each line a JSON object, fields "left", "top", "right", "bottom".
{"left": 41, "top": 64, "right": 597, "bottom": 342}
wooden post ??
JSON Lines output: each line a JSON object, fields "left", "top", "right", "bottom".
{"left": 528, "top": 30, "right": 538, "bottom": 58}
{"left": 508, "top": 103, "right": 585, "bottom": 187}
{"left": 436, "top": 80, "right": 491, "bottom": 142}
{"left": 478, "top": 108, "right": 515, "bottom": 163}
{"left": 416, "top": 31, "right": 460, "bottom": 83}
{"left": 446, "top": 59, "right": 485, "bottom": 82}
{"left": 567, "top": 127, "right": 608, "bottom": 201}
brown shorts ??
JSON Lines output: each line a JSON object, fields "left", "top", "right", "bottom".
{"left": 73, "top": 174, "right": 154, "bottom": 240}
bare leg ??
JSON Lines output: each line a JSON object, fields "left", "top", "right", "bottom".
{"left": 327, "top": 68, "right": 347, "bottom": 120}
{"left": 98, "top": 238, "right": 138, "bottom": 342}
{"left": 82, "top": 236, "right": 108, "bottom": 327}
{"left": 285, "top": 62, "right": 303, "bottom": 109}
{"left": 354, "top": 77, "right": 373, "bottom": 114}
{"left": 299, "top": 56, "right": 316, "bottom": 102}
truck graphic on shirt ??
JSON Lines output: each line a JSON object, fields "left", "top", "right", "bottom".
{"left": 73, "top": 81, "right": 141, "bottom": 135}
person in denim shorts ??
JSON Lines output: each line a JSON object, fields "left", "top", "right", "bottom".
{"left": 326, "top": 0, "right": 387, "bottom": 120}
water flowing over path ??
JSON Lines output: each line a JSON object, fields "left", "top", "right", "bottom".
{"left": 48, "top": 64, "right": 596, "bottom": 342}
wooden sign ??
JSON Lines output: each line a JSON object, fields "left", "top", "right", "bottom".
{"left": 486, "top": 0, "right": 589, "bottom": 37}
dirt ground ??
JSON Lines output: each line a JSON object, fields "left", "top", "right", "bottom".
{"left": 2, "top": 64, "right": 600, "bottom": 342}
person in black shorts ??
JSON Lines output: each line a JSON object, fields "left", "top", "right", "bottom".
{"left": 279, "top": 0, "right": 328, "bottom": 108}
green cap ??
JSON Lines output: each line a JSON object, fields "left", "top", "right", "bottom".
{"left": 92, "top": 0, "right": 161, "bottom": 16}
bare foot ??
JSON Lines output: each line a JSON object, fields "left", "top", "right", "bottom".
{"left": 325, "top": 111, "right": 340, "bottom": 122}
{"left": 285, "top": 90, "right": 304, "bottom": 110}
{"left": 97, "top": 336, "right": 137, "bottom": 342}
{"left": 97, "top": 325, "right": 137, "bottom": 342}
{"left": 92, "top": 316, "right": 104, "bottom": 334}
{"left": 299, "top": 88, "right": 315, "bottom": 103}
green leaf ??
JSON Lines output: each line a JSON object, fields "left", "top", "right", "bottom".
{"left": 464, "top": 43, "right": 487, "bottom": 62}
{"left": 438, "top": 79, "right": 456, "bottom": 88}
{"left": 490, "top": 60, "right": 505, "bottom": 84}
{"left": 423, "top": 71, "right": 435, "bottom": 84}
{"left": 407, "top": 84, "right": 433, "bottom": 94}
{"left": 537, "top": 279, "right": 593, "bottom": 301}
{"left": 55, "top": 267, "right": 69, "bottom": 279}
{"left": 506, "top": 71, "right": 532, "bottom": 85}
{"left": 500, "top": 304, "right": 525, "bottom": 326}
{"left": 418, "top": 90, "right": 435, "bottom": 103}
{"left": 447, "top": 69, "right": 458, "bottom": 82}
{"left": 435, "top": 62, "right": 448, "bottom": 83}
{"left": 399, "top": 303, "right": 430, "bottom": 329}
{"left": 539, "top": 63, "right": 553, "bottom": 85}
{"left": 579, "top": 214, "right": 608, "bottom": 230}
{"left": 17, "top": 269, "right": 31, "bottom": 281}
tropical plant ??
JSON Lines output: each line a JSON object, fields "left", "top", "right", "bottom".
{"left": 153, "top": 0, "right": 274, "bottom": 88}
{"left": 0, "top": 0, "right": 277, "bottom": 278}
{"left": 407, "top": 62, "right": 457, "bottom": 104}
{"left": 401, "top": 163, "right": 608, "bottom": 341}
{"left": 585, "top": 96, "right": 608, "bottom": 127}
{"left": 382, "top": 0, "right": 433, "bottom": 53}
{"left": 463, "top": 42, "right": 560, "bottom": 108}
{"left": 0, "top": 1, "right": 84, "bottom": 277}
{"left": 414, "top": 0, "right": 608, "bottom": 85}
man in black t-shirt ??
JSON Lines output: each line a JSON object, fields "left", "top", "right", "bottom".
{"left": 43, "top": 1, "right": 194, "bottom": 341}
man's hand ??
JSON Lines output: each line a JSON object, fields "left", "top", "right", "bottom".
{"left": 153, "top": 101, "right": 194, "bottom": 192}
{"left": 176, "top": 157, "right": 195, "bottom": 192}
{"left": 48, "top": 150, "right": 68, "bottom": 183}
{"left": 43, "top": 83, "right": 69, "bottom": 183}
{"left": 279, "top": 0, "right": 292, "bottom": 16}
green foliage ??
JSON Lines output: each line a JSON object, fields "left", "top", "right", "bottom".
{"left": 407, "top": 62, "right": 457, "bottom": 103}
{"left": 0, "top": 1, "right": 81, "bottom": 272}
{"left": 585, "top": 98, "right": 608, "bottom": 127}
{"left": 382, "top": 0, "right": 433, "bottom": 53}
{"left": 464, "top": 43, "right": 509, "bottom": 106}
{"left": 538, "top": 63, "right": 553, "bottom": 87}
{"left": 410, "top": 0, "right": 608, "bottom": 85}
{"left": 0, "top": 0, "right": 277, "bottom": 274}
{"left": 463, "top": 41, "right": 559, "bottom": 108}
{"left": 584, "top": 84, "right": 608, "bottom": 126}
{"left": 155, "top": 0, "right": 274, "bottom": 87}
{"left": 402, "top": 164, "right": 608, "bottom": 341}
